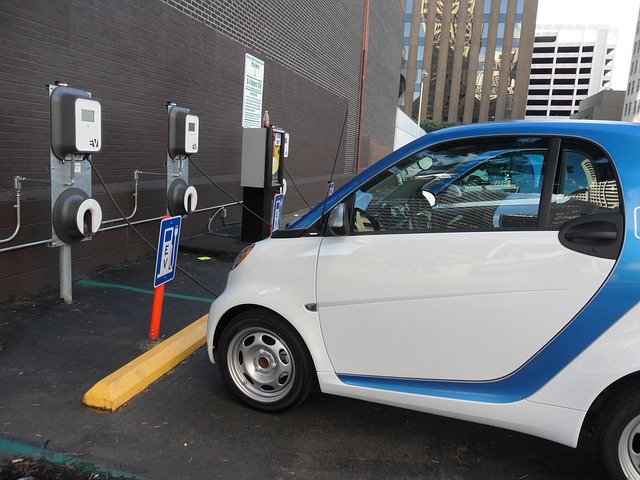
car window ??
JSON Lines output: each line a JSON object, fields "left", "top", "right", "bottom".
{"left": 549, "top": 142, "right": 620, "bottom": 227}
{"left": 351, "top": 137, "right": 549, "bottom": 233}
{"left": 433, "top": 151, "right": 545, "bottom": 229}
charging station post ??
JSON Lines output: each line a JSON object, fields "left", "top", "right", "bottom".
{"left": 48, "top": 82, "right": 103, "bottom": 303}
{"left": 146, "top": 104, "right": 198, "bottom": 344}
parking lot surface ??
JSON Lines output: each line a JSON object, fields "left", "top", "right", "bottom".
{"left": 0, "top": 235, "right": 604, "bottom": 479}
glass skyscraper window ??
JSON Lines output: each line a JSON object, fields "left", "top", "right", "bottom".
{"left": 401, "top": 0, "right": 538, "bottom": 124}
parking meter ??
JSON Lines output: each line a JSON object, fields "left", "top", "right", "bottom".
{"left": 240, "top": 126, "right": 287, "bottom": 189}
{"left": 240, "top": 126, "right": 289, "bottom": 242}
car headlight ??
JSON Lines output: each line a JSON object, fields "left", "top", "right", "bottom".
{"left": 232, "top": 244, "right": 254, "bottom": 270}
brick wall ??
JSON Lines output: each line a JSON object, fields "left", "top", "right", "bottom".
{"left": 0, "top": 0, "right": 403, "bottom": 302}
{"left": 161, "top": 0, "right": 404, "bottom": 174}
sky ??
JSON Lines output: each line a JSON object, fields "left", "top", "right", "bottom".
{"left": 536, "top": 0, "right": 640, "bottom": 90}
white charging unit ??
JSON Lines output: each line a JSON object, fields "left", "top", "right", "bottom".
{"left": 74, "top": 98, "right": 102, "bottom": 153}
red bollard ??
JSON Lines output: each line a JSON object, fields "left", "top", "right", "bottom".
{"left": 149, "top": 282, "right": 165, "bottom": 341}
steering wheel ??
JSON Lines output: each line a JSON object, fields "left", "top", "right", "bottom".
{"left": 567, "top": 187, "right": 589, "bottom": 196}
{"left": 465, "top": 175, "right": 486, "bottom": 186}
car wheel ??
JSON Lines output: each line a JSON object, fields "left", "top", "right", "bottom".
{"left": 217, "top": 309, "right": 315, "bottom": 413}
{"left": 597, "top": 387, "right": 640, "bottom": 479}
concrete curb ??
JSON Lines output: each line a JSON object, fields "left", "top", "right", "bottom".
{"left": 83, "top": 315, "right": 208, "bottom": 411}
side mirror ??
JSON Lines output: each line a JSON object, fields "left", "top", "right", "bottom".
{"left": 328, "top": 203, "right": 349, "bottom": 236}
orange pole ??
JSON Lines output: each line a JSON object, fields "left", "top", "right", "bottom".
{"left": 149, "top": 282, "right": 165, "bottom": 340}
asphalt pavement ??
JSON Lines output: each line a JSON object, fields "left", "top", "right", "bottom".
{"left": 0, "top": 231, "right": 606, "bottom": 479}
{"left": 0, "top": 232, "right": 238, "bottom": 479}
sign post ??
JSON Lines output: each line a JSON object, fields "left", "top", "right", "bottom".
{"left": 148, "top": 216, "right": 182, "bottom": 343}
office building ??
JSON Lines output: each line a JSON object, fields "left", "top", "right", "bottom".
{"left": 526, "top": 25, "right": 616, "bottom": 118}
{"left": 623, "top": 10, "right": 640, "bottom": 121}
{"left": 401, "top": 0, "right": 538, "bottom": 124}
{"left": 571, "top": 90, "right": 625, "bottom": 120}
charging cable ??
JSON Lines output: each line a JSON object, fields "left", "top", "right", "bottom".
{"left": 189, "top": 158, "right": 271, "bottom": 227}
{"left": 87, "top": 157, "right": 219, "bottom": 298}
{"left": 321, "top": 109, "right": 349, "bottom": 233}
{"left": 282, "top": 162, "right": 312, "bottom": 209}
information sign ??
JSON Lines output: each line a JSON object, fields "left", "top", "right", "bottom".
{"left": 154, "top": 216, "right": 182, "bottom": 288}
{"left": 242, "top": 54, "right": 265, "bottom": 128}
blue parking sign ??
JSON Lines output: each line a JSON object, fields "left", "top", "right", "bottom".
{"left": 154, "top": 216, "right": 182, "bottom": 288}
{"left": 271, "top": 193, "right": 284, "bottom": 233}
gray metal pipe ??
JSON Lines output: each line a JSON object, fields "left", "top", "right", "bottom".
{"left": 0, "top": 200, "right": 243, "bottom": 252}
{"left": 0, "top": 177, "right": 23, "bottom": 244}
{"left": 59, "top": 244, "right": 72, "bottom": 304}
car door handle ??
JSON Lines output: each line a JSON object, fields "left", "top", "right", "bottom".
{"left": 563, "top": 226, "right": 617, "bottom": 242}
{"left": 559, "top": 213, "right": 623, "bottom": 260}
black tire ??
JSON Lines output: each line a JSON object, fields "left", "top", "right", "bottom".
{"left": 596, "top": 387, "right": 640, "bottom": 479}
{"left": 217, "top": 309, "right": 316, "bottom": 413}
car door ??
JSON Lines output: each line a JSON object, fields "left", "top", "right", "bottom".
{"left": 316, "top": 136, "right": 622, "bottom": 382}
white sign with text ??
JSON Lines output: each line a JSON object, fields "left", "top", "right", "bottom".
{"left": 242, "top": 54, "right": 264, "bottom": 128}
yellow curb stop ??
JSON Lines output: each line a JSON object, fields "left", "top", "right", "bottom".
{"left": 83, "top": 315, "right": 208, "bottom": 411}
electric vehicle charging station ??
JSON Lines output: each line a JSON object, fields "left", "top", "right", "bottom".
{"left": 240, "top": 125, "right": 288, "bottom": 242}
{"left": 166, "top": 104, "right": 199, "bottom": 217}
{"left": 143, "top": 103, "right": 200, "bottom": 345}
{"left": 48, "top": 83, "right": 104, "bottom": 303}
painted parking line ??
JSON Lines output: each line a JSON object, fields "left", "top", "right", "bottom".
{"left": 83, "top": 315, "right": 208, "bottom": 412}
{"left": 76, "top": 279, "right": 213, "bottom": 303}
{"left": 0, "top": 437, "right": 138, "bottom": 479}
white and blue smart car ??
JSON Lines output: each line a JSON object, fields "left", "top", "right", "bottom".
{"left": 207, "top": 121, "right": 640, "bottom": 479}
